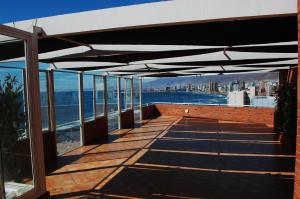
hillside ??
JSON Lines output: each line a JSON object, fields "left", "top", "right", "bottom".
{"left": 144, "top": 72, "right": 278, "bottom": 89}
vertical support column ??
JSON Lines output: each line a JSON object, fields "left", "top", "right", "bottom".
{"left": 139, "top": 78, "right": 143, "bottom": 120}
{"left": 0, "top": 148, "right": 4, "bottom": 199}
{"left": 295, "top": 3, "right": 300, "bottom": 198}
{"left": 279, "top": 69, "right": 289, "bottom": 87}
{"left": 78, "top": 72, "right": 85, "bottom": 145}
{"left": 117, "top": 77, "right": 122, "bottom": 129}
{"left": 93, "top": 75, "right": 97, "bottom": 119}
{"left": 276, "top": 69, "right": 289, "bottom": 133}
{"left": 124, "top": 78, "right": 127, "bottom": 110}
{"left": 47, "top": 70, "right": 56, "bottom": 133}
{"left": 131, "top": 78, "right": 134, "bottom": 110}
{"left": 26, "top": 30, "right": 46, "bottom": 195}
{"left": 23, "top": 69, "right": 29, "bottom": 136}
{"left": 103, "top": 76, "right": 108, "bottom": 117}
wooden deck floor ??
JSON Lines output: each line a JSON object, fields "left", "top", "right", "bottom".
{"left": 46, "top": 116, "right": 295, "bottom": 199}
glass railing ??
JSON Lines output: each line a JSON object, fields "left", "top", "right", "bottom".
{"left": 108, "top": 112, "right": 119, "bottom": 132}
{"left": 56, "top": 122, "right": 81, "bottom": 155}
{"left": 134, "top": 105, "right": 141, "bottom": 122}
{"left": 54, "top": 71, "right": 81, "bottom": 155}
{"left": 1, "top": 64, "right": 141, "bottom": 155}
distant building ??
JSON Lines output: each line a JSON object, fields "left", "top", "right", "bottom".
{"left": 228, "top": 91, "right": 250, "bottom": 107}
{"left": 246, "top": 87, "right": 256, "bottom": 98}
{"left": 209, "top": 82, "right": 218, "bottom": 93}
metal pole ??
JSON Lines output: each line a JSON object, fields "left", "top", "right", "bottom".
{"left": 103, "top": 76, "right": 108, "bottom": 117}
{"left": 45, "top": 71, "right": 51, "bottom": 131}
{"left": 47, "top": 70, "right": 56, "bottom": 132}
{"left": 139, "top": 78, "right": 143, "bottom": 120}
{"left": 117, "top": 77, "right": 122, "bottom": 129}
{"left": 124, "top": 78, "right": 127, "bottom": 110}
{"left": 23, "top": 68, "right": 29, "bottom": 137}
{"left": 93, "top": 75, "right": 97, "bottom": 119}
{"left": 131, "top": 78, "right": 134, "bottom": 110}
{"left": 78, "top": 72, "right": 85, "bottom": 145}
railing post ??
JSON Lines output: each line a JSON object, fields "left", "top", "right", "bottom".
{"left": 93, "top": 75, "right": 97, "bottom": 120}
{"left": 78, "top": 72, "right": 85, "bottom": 145}
{"left": 124, "top": 78, "right": 127, "bottom": 110}
{"left": 103, "top": 76, "right": 108, "bottom": 117}
{"left": 139, "top": 78, "right": 143, "bottom": 120}
{"left": 23, "top": 68, "right": 29, "bottom": 137}
{"left": 117, "top": 77, "right": 122, "bottom": 129}
{"left": 131, "top": 78, "right": 134, "bottom": 110}
{"left": 47, "top": 70, "right": 56, "bottom": 133}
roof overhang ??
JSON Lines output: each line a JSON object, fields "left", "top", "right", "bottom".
{"left": 1, "top": 0, "right": 297, "bottom": 77}
{"left": 4, "top": 0, "right": 297, "bottom": 36}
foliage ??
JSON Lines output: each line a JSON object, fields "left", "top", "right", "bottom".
{"left": 275, "top": 82, "right": 297, "bottom": 138}
{"left": 0, "top": 74, "right": 27, "bottom": 181}
{"left": 0, "top": 74, "right": 26, "bottom": 143}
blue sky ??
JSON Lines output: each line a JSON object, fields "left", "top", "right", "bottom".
{"left": 0, "top": 0, "right": 166, "bottom": 24}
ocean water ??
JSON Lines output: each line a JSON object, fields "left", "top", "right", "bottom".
{"left": 40, "top": 91, "right": 227, "bottom": 129}
{"left": 142, "top": 91, "right": 227, "bottom": 105}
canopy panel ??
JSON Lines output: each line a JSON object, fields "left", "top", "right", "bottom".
{"left": 1, "top": 0, "right": 297, "bottom": 77}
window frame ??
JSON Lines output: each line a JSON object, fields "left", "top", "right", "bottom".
{"left": 0, "top": 24, "right": 46, "bottom": 199}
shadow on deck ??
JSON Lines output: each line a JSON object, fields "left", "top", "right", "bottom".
{"left": 46, "top": 116, "right": 295, "bottom": 199}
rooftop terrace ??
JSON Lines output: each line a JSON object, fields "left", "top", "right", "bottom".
{"left": 0, "top": 0, "right": 299, "bottom": 198}
{"left": 46, "top": 116, "right": 295, "bottom": 198}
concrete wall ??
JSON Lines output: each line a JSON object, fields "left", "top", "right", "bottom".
{"left": 84, "top": 116, "right": 108, "bottom": 145}
{"left": 142, "top": 105, "right": 159, "bottom": 120}
{"left": 151, "top": 104, "right": 275, "bottom": 127}
{"left": 121, "top": 109, "right": 135, "bottom": 129}
{"left": 43, "top": 131, "right": 57, "bottom": 164}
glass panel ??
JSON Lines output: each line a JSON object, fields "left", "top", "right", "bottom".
{"left": 83, "top": 74, "right": 94, "bottom": 121}
{"left": 0, "top": 35, "right": 34, "bottom": 198}
{"left": 120, "top": 78, "right": 132, "bottom": 111}
{"left": 126, "top": 78, "right": 132, "bottom": 110}
{"left": 39, "top": 72, "right": 49, "bottom": 130}
{"left": 107, "top": 77, "right": 119, "bottom": 132}
{"left": 54, "top": 71, "right": 81, "bottom": 155}
{"left": 95, "top": 76, "right": 104, "bottom": 117}
{"left": 133, "top": 79, "right": 141, "bottom": 122}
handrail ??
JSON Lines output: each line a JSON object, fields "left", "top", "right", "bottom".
{"left": 143, "top": 102, "right": 275, "bottom": 108}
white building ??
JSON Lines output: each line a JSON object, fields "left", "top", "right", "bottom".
{"left": 228, "top": 91, "right": 249, "bottom": 106}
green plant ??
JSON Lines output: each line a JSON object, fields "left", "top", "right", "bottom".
{"left": 275, "top": 82, "right": 297, "bottom": 138}
{"left": 0, "top": 74, "right": 27, "bottom": 182}
{"left": 0, "top": 74, "right": 26, "bottom": 142}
